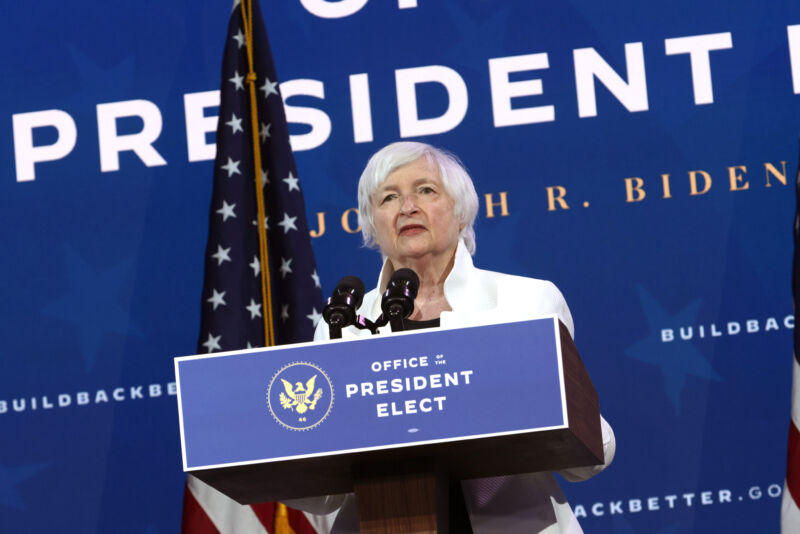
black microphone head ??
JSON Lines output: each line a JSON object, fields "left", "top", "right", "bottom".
{"left": 337, "top": 275, "right": 366, "bottom": 305}
{"left": 390, "top": 268, "right": 419, "bottom": 298}
{"left": 323, "top": 275, "right": 366, "bottom": 327}
{"left": 381, "top": 268, "right": 419, "bottom": 320}
{"left": 333, "top": 276, "right": 365, "bottom": 311}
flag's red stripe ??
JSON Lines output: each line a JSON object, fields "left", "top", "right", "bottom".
{"left": 182, "top": 484, "right": 221, "bottom": 534}
{"left": 250, "top": 502, "right": 276, "bottom": 530}
{"left": 788, "top": 421, "right": 800, "bottom": 509}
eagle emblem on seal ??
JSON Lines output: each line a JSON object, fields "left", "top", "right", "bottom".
{"left": 279, "top": 375, "right": 323, "bottom": 414}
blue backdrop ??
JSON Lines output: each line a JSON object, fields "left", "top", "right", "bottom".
{"left": 1, "top": 1, "right": 799, "bottom": 532}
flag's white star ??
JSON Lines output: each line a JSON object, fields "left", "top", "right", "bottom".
{"left": 221, "top": 157, "right": 241, "bottom": 177}
{"left": 283, "top": 172, "right": 300, "bottom": 192}
{"left": 261, "top": 168, "right": 269, "bottom": 187}
{"left": 232, "top": 28, "right": 245, "bottom": 49}
{"left": 259, "top": 122, "right": 271, "bottom": 143}
{"left": 226, "top": 113, "right": 243, "bottom": 134}
{"left": 232, "top": 0, "right": 241, "bottom": 12}
{"left": 229, "top": 70, "right": 245, "bottom": 91}
{"left": 261, "top": 77, "right": 278, "bottom": 98}
{"left": 212, "top": 245, "right": 232, "bottom": 266}
{"left": 203, "top": 333, "right": 222, "bottom": 353}
{"left": 280, "top": 257, "right": 293, "bottom": 278}
{"left": 246, "top": 298, "right": 262, "bottom": 319}
{"left": 207, "top": 289, "right": 227, "bottom": 310}
{"left": 246, "top": 341, "right": 254, "bottom": 349}
{"left": 249, "top": 255, "right": 260, "bottom": 277}
{"left": 216, "top": 200, "right": 236, "bottom": 221}
{"left": 306, "top": 307, "right": 323, "bottom": 327}
{"left": 311, "top": 269, "right": 321, "bottom": 289}
{"left": 251, "top": 216, "right": 268, "bottom": 230}
{"left": 277, "top": 213, "right": 298, "bottom": 234}
{"left": 281, "top": 304, "right": 289, "bottom": 322}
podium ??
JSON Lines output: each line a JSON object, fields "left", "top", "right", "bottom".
{"left": 175, "top": 316, "right": 602, "bottom": 533}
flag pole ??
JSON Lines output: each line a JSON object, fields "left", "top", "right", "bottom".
{"left": 240, "top": 2, "right": 292, "bottom": 531}
{"left": 240, "top": 0, "right": 275, "bottom": 347}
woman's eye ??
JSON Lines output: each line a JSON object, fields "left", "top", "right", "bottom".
{"left": 419, "top": 186, "right": 434, "bottom": 194}
{"left": 381, "top": 193, "right": 397, "bottom": 204}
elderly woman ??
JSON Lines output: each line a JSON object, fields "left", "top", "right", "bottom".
{"left": 298, "top": 141, "right": 615, "bottom": 533}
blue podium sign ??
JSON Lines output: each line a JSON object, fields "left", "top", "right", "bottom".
{"left": 175, "top": 316, "right": 567, "bottom": 472}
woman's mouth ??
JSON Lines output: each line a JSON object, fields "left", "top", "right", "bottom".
{"left": 399, "top": 224, "right": 425, "bottom": 236}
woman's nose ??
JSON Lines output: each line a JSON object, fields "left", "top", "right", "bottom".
{"left": 400, "top": 195, "right": 418, "bottom": 214}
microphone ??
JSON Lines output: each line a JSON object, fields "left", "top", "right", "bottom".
{"left": 381, "top": 268, "right": 420, "bottom": 332}
{"left": 323, "top": 276, "right": 366, "bottom": 339}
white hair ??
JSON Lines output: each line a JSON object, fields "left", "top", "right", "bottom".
{"left": 357, "top": 141, "right": 479, "bottom": 255}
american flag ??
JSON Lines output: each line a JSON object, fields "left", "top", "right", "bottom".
{"left": 783, "top": 148, "right": 800, "bottom": 532}
{"left": 182, "top": 1, "right": 330, "bottom": 532}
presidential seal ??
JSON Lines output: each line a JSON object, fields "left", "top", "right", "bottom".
{"left": 267, "top": 362, "right": 334, "bottom": 431}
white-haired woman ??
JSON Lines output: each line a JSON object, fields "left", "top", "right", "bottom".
{"left": 295, "top": 141, "right": 616, "bottom": 533}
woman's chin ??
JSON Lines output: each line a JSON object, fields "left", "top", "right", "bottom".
{"left": 394, "top": 244, "right": 454, "bottom": 263}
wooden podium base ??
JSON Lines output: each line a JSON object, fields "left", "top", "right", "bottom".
{"left": 353, "top": 463, "right": 448, "bottom": 534}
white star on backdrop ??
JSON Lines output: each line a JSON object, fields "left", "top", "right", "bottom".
{"left": 283, "top": 172, "right": 300, "bottom": 192}
{"left": 259, "top": 122, "right": 271, "bottom": 143}
{"left": 216, "top": 200, "right": 236, "bottom": 221}
{"left": 306, "top": 308, "right": 323, "bottom": 327}
{"left": 226, "top": 113, "right": 243, "bottom": 134}
{"left": 229, "top": 70, "right": 244, "bottom": 91}
{"left": 249, "top": 255, "right": 260, "bottom": 277}
{"left": 281, "top": 304, "right": 289, "bottom": 322}
{"left": 232, "top": 29, "right": 245, "bottom": 49}
{"left": 260, "top": 77, "right": 278, "bottom": 98}
{"left": 311, "top": 269, "right": 321, "bottom": 289}
{"left": 207, "top": 289, "right": 227, "bottom": 310}
{"left": 261, "top": 168, "right": 269, "bottom": 187}
{"left": 221, "top": 157, "right": 241, "bottom": 177}
{"left": 203, "top": 333, "right": 222, "bottom": 353}
{"left": 246, "top": 298, "right": 262, "bottom": 319}
{"left": 280, "top": 257, "right": 293, "bottom": 278}
{"left": 277, "top": 213, "right": 298, "bottom": 233}
{"left": 212, "top": 245, "right": 232, "bottom": 266}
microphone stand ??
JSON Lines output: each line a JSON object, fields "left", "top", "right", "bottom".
{"left": 326, "top": 314, "right": 343, "bottom": 339}
{"left": 330, "top": 314, "right": 381, "bottom": 338}
{"left": 386, "top": 304, "right": 406, "bottom": 332}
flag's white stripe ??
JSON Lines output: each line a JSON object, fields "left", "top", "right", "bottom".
{"left": 303, "top": 509, "right": 337, "bottom": 534}
{"left": 792, "top": 357, "right": 800, "bottom": 432}
{"left": 187, "top": 475, "right": 269, "bottom": 534}
{"left": 782, "top": 482, "right": 800, "bottom": 532}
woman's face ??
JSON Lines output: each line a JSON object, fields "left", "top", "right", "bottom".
{"left": 371, "top": 156, "right": 461, "bottom": 265}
